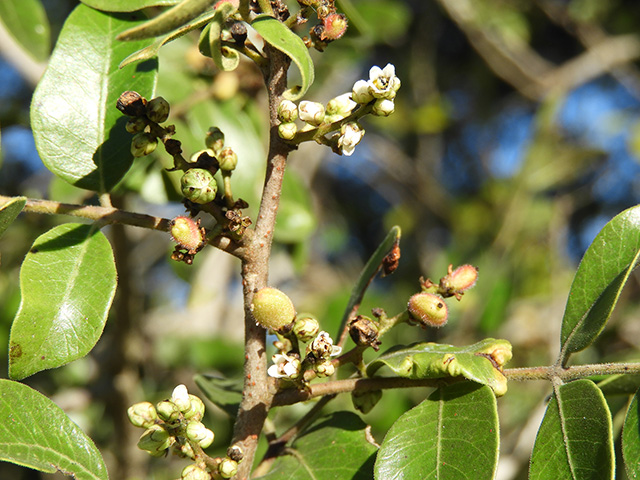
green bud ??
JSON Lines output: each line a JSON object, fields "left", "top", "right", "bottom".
{"left": 277, "top": 100, "right": 298, "bottom": 123}
{"left": 278, "top": 122, "right": 298, "bottom": 140}
{"left": 219, "top": 458, "right": 238, "bottom": 479}
{"left": 407, "top": 292, "right": 448, "bottom": 328}
{"left": 156, "top": 400, "right": 181, "bottom": 423}
{"left": 138, "top": 425, "right": 173, "bottom": 454}
{"left": 183, "top": 394, "right": 206, "bottom": 421}
{"left": 146, "top": 96, "right": 170, "bottom": 123}
{"left": 181, "top": 464, "right": 210, "bottom": 480}
{"left": 351, "top": 389, "right": 382, "bottom": 414}
{"left": 292, "top": 315, "right": 320, "bottom": 343}
{"left": 125, "top": 116, "right": 148, "bottom": 134}
{"left": 181, "top": 168, "right": 218, "bottom": 204}
{"left": 131, "top": 133, "right": 157, "bottom": 157}
{"left": 185, "top": 420, "right": 214, "bottom": 445}
{"left": 372, "top": 98, "right": 395, "bottom": 117}
{"left": 218, "top": 147, "right": 238, "bottom": 171}
{"left": 205, "top": 127, "right": 225, "bottom": 156}
{"left": 314, "top": 358, "right": 335, "bottom": 377}
{"left": 251, "top": 287, "right": 296, "bottom": 330}
{"left": 127, "top": 401, "right": 157, "bottom": 428}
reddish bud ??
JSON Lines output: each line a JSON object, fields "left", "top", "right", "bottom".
{"left": 440, "top": 264, "right": 478, "bottom": 299}
{"left": 321, "top": 14, "right": 348, "bottom": 41}
{"left": 170, "top": 216, "right": 205, "bottom": 253}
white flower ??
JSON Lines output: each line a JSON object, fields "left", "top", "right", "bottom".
{"left": 372, "top": 98, "right": 395, "bottom": 117}
{"left": 298, "top": 101, "right": 325, "bottom": 126}
{"left": 308, "top": 331, "right": 342, "bottom": 359}
{"left": 267, "top": 353, "right": 301, "bottom": 379}
{"left": 337, "top": 122, "right": 365, "bottom": 156}
{"left": 171, "top": 384, "right": 191, "bottom": 412}
{"left": 352, "top": 79, "right": 374, "bottom": 104}
{"left": 326, "top": 93, "right": 357, "bottom": 117}
{"left": 368, "top": 63, "right": 401, "bottom": 100}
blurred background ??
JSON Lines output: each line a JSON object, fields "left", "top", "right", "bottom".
{"left": 2, "top": 0, "right": 640, "bottom": 478}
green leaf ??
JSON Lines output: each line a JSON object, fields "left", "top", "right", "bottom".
{"left": 560, "top": 205, "right": 640, "bottom": 360}
{"left": 367, "top": 338, "right": 512, "bottom": 396}
{"left": 194, "top": 374, "right": 242, "bottom": 417}
{"left": 335, "top": 226, "right": 400, "bottom": 340}
{"left": 273, "top": 171, "right": 316, "bottom": 243}
{"left": 623, "top": 388, "right": 640, "bottom": 479}
{"left": 0, "top": 197, "right": 26, "bottom": 238}
{"left": 31, "top": 4, "right": 158, "bottom": 193}
{"left": 81, "top": 0, "right": 180, "bottom": 12}
{"left": 9, "top": 223, "right": 117, "bottom": 380}
{"left": 374, "top": 383, "right": 498, "bottom": 480}
{"left": 198, "top": 3, "right": 240, "bottom": 72}
{"left": 120, "top": 9, "right": 217, "bottom": 68}
{"left": 254, "top": 412, "right": 377, "bottom": 480}
{"left": 0, "top": 0, "right": 50, "bottom": 62}
{"left": 0, "top": 379, "right": 107, "bottom": 480}
{"left": 530, "top": 379, "right": 614, "bottom": 480}
{"left": 251, "top": 15, "right": 315, "bottom": 101}
{"left": 597, "top": 373, "right": 640, "bottom": 396}
{"left": 117, "top": 0, "right": 215, "bottom": 40}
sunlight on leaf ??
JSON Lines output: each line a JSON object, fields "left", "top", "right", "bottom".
{"left": 0, "top": 196, "right": 26, "bottom": 238}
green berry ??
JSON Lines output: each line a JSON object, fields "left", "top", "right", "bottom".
{"left": 146, "top": 96, "right": 170, "bottom": 123}
{"left": 181, "top": 168, "right": 218, "bottom": 204}
{"left": 251, "top": 287, "right": 296, "bottom": 330}
{"left": 407, "top": 292, "right": 448, "bottom": 327}
{"left": 218, "top": 147, "right": 238, "bottom": 171}
{"left": 131, "top": 133, "right": 157, "bottom": 157}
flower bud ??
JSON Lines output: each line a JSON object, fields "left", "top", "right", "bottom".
{"left": 175, "top": 442, "right": 196, "bottom": 459}
{"left": 337, "top": 122, "right": 364, "bottom": 156}
{"left": 298, "top": 101, "right": 325, "bottom": 126}
{"left": 181, "top": 464, "right": 210, "bottom": 480}
{"left": 250, "top": 287, "right": 296, "bottom": 330}
{"left": 156, "top": 400, "right": 181, "bottom": 423}
{"left": 131, "top": 133, "right": 157, "bottom": 157}
{"left": 218, "top": 147, "right": 238, "bottom": 172}
{"left": 278, "top": 100, "right": 298, "bottom": 123}
{"left": 205, "top": 127, "right": 225, "bottom": 156}
{"left": 127, "top": 401, "right": 158, "bottom": 428}
{"left": 219, "top": 458, "right": 238, "bottom": 479}
{"left": 186, "top": 420, "right": 214, "bottom": 448}
{"left": 293, "top": 315, "right": 320, "bottom": 343}
{"left": 146, "top": 96, "right": 170, "bottom": 123}
{"left": 181, "top": 168, "right": 218, "bottom": 204}
{"left": 351, "top": 389, "right": 382, "bottom": 414}
{"left": 352, "top": 80, "right": 374, "bottom": 104}
{"left": 278, "top": 122, "right": 298, "bottom": 140}
{"left": 125, "top": 116, "right": 148, "bottom": 134}
{"left": 407, "top": 293, "right": 448, "bottom": 328}
{"left": 170, "top": 216, "right": 205, "bottom": 253}
{"left": 183, "top": 394, "right": 206, "bottom": 421}
{"left": 171, "top": 384, "right": 191, "bottom": 412}
{"left": 440, "top": 264, "right": 478, "bottom": 298}
{"left": 326, "top": 93, "right": 357, "bottom": 117}
{"left": 321, "top": 13, "right": 348, "bottom": 40}
{"left": 372, "top": 98, "right": 395, "bottom": 117}
{"left": 138, "top": 425, "right": 173, "bottom": 454}
{"left": 117, "top": 90, "right": 147, "bottom": 117}
{"left": 314, "top": 358, "right": 335, "bottom": 377}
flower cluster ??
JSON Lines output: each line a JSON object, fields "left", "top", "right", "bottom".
{"left": 268, "top": 330, "right": 342, "bottom": 379}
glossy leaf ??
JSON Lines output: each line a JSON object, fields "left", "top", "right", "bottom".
{"left": 0, "top": 379, "right": 107, "bottom": 479}
{"left": 374, "top": 383, "right": 498, "bottom": 480}
{"left": 0, "top": 196, "right": 26, "bottom": 238}
{"left": 9, "top": 223, "right": 117, "bottom": 380}
{"left": 623, "top": 388, "right": 640, "bottom": 479}
{"left": 368, "top": 338, "right": 511, "bottom": 396}
{"left": 530, "top": 379, "right": 614, "bottom": 479}
{"left": 120, "top": 9, "right": 217, "bottom": 68}
{"left": 0, "top": 0, "right": 50, "bottom": 62}
{"left": 251, "top": 15, "right": 315, "bottom": 101}
{"left": 254, "top": 412, "right": 377, "bottom": 480}
{"left": 560, "top": 205, "right": 640, "bottom": 360}
{"left": 81, "top": 0, "right": 180, "bottom": 12}
{"left": 198, "top": 3, "right": 240, "bottom": 71}
{"left": 194, "top": 374, "right": 242, "bottom": 418}
{"left": 116, "top": 0, "right": 215, "bottom": 40}
{"left": 31, "top": 4, "right": 158, "bottom": 192}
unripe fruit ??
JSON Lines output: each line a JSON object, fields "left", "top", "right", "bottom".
{"left": 250, "top": 287, "right": 296, "bottom": 330}
{"left": 407, "top": 293, "right": 448, "bottom": 327}
{"left": 170, "top": 216, "right": 205, "bottom": 253}
{"left": 181, "top": 168, "right": 217, "bottom": 204}
{"left": 322, "top": 13, "right": 348, "bottom": 40}
{"left": 131, "top": 133, "right": 157, "bottom": 157}
{"left": 146, "top": 96, "right": 170, "bottom": 123}
{"left": 218, "top": 147, "right": 238, "bottom": 171}
{"left": 441, "top": 264, "right": 478, "bottom": 294}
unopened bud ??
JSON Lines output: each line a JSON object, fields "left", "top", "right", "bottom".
{"left": 293, "top": 315, "right": 320, "bottom": 343}
{"left": 186, "top": 421, "right": 215, "bottom": 449}
{"left": 181, "top": 168, "right": 218, "bottom": 204}
{"left": 314, "top": 358, "right": 335, "bottom": 377}
{"left": 298, "top": 101, "right": 325, "bottom": 126}
{"left": 407, "top": 293, "right": 448, "bottom": 328}
{"left": 125, "top": 116, "right": 148, "bottom": 134}
{"left": 326, "top": 93, "right": 357, "bottom": 117}
{"left": 372, "top": 98, "right": 395, "bottom": 117}
{"left": 181, "top": 464, "right": 210, "bottom": 480}
{"left": 321, "top": 13, "right": 348, "bottom": 41}
{"left": 127, "top": 402, "right": 158, "bottom": 428}
{"left": 278, "top": 100, "right": 298, "bottom": 123}
{"left": 183, "top": 394, "right": 206, "bottom": 421}
{"left": 171, "top": 384, "right": 191, "bottom": 412}
{"left": 351, "top": 389, "right": 382, "bottom": 414}
{"left": 352, "top": 80, "right": 373, "bottom": 104}
{"left": 219, "top": 458, "right": 238, "bottom": 478}
{"left": 205, "top": 127, "right": 225, "bottom": 156}
{"left": 278, "top": 122, "right": 298, "bottom": 140}
{"left": 251, "top": 287, "right": 296, "bottom": 330}
{"left": 138, "top": 425, "right": 173, "bottom": 454}
{"left": 131, "top": 133, "right": 157, "bottom": 157}
{"left": 218, "top": 147, "right": 238, "bottom": 171}
{"left": 146, "top": 96, "right": 170, "bottom": 123}
{"left": 170, "top": 216, "right": 205, "bottom": 253}
{"left": 156, "top": 400, "right": 181, "bottom": 423}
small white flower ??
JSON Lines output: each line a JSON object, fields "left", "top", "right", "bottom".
{"left": 171, "top": 384, "right": 191, "bottom": 412}
{"left": 309, "top": 331, "right": 342, "bottom": 359}
{"left": 352, "top": 79, "right": 374, "bottom": 104}
{"left": 372, "top": 98, "right": 395, "bottom": 117}
{"left": 368, "top": 63, "right": 401, "bottom": 100}
{"left": 326, "top": 93, "right": 357, "bottom": 117}
{"left": 298, "top": 101, "right": 325, "bottom": 126}
{"left": 337, "top": 122, "right": 365, "bottom": 156}
{"left": 268, "top": 353, "right": 301, "bottom": 379}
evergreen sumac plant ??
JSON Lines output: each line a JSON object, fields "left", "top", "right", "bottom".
{"left": 2, "top": 1, "right": 640, "bottom": 480}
